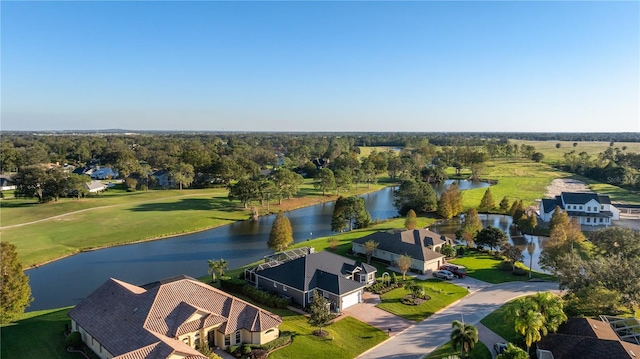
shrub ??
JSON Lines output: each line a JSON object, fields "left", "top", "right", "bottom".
{"left": 456, "top": 246, "right": 465, "bottom": 256}
{"left": 220, "top": 277, "right": 247, "bottom": 293}
{"left": 65, "top": 331, "right": 82, "bottom": 349}
{"left": 228, "top": 345, "right": 239, "bottom": 355}
{"left": 497, "top": 261, "right": 513, "bottom": 271}
{"left": 512, "top": 267, "right": 527, "bottom": 276}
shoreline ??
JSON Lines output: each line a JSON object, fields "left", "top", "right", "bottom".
{"left": 23, "top": 184, "right": 396, "bottom": 270}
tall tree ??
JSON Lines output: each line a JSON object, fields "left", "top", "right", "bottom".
{"left": 548, "top": 206, "right": 569, "bottom": 232}
{"left": 478, "top": 188, "right": 495, "bottom": 213}
{"left": 314, "top": 168, "right": 335, "bottom": 196}
{"left": 170, "top": 162, "right": 195, "bottom": 190}
{"left": 397, "top": 254, "right": 412, "bottom": 280}
{"left": 331, "top": 196, "right": 371, "bottom": 232}
{"left": 437, "top": 191, "right": 454, "bottom": 219}
{"left": 459, "top": 208, "right": 482, "bottom": 247}
{"left": 1, "top": 242, "right": 33, "bottom": 323}
{"left": 501, "top": 243, "right": 524, "bottom": 271}
{"left": 509, "top": 298, "right": 545, "bottom": 354}
{"left": 363, "top": 240, "right": 379, "bottom": 264}
{"left": 394, "top": 179, "right": 437, "bottom": 215}
{"left": 499, "top": 196, "right": 510, "bottom": 214}
{"left": 475, "top": 226, "right": 508, "bottom": 251}
{"left": 404, "top": 209, "right": 418, "bottom": 230}
{"left": 267, "top": 211, "right": 294, "bottom": 252}
{"left": 271, "top": 168, "right": 303, "bottom": 204}
{"left": 334, "top": 169, "right": 352, "bottom": 195}
{"left": 308, "top": 291, "right": 331, "bottom": 336}
{"left": 450, "top": 320, "right": 479, "bottom": 358}
{"left": 228, "top": 178, "right": 261, "bottom": 208}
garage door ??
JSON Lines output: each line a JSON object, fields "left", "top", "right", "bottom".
{"left": 341, "top": 291, "right": 361, "bottom": 310}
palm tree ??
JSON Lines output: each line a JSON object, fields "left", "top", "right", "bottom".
{"left": 207, "top": 258, "right": 228, "bottom": 283}
{"left": 526, "top": 239, "right": 535, "bottom": 279}
{"left": 511, "top": 299, "right": 545, "bottom": 354}
{"left": 450, "top": 320, "right": 478, "bottom": 358}
{"left": 531, "top": 292, "right": 567, "bottom": 334}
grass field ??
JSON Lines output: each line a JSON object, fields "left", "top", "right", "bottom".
{"left": 509, "top": 140, "right": 640, "bottom": 164}
{"left": 449, "top": 251, "right": 555, "bottom": 284}
{"left": 377, "top": 279, "right": 469, "bottom": 322}
{"left": 358, "top": 146, "right": 401, "bottom": 159}
{"left": 426, "top": 341, "right": 492, "bottom": 359}
{"left": 270, "top": 316, "right": 387, "bottom": 359}
{"left": 0, "top": 307, "right": 83, "bottom": 359}
{"left": 0, "top": 180, "right": 387, "bottom": 268}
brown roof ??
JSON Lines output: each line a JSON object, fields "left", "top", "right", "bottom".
{"left": 538, "top": 318, "right": 640, "bottom": 359}
{"left": 69, "top": 275, "right": 282, "bottom": 359}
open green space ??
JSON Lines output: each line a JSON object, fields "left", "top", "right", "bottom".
{"left": 426, "top": 341, "right": 492, "bottom": 359}
{"left": 358, "top": 146, "right": 401, "bottom": 159}
{"left": 509, "top": 140, "right": 640, "bottom": 164}
{"left": 377, "top": 279, "right": 469, "bottom": 322}
{"left": 0, "top": 179, "right": 388, "bottom": 268}
{"left": 0, "top": 307, "right": 84, "bottom": 359}
{"left": 269, "top": 316, "right": 387, "bottom": 359}
{"left": 449, "top": 251, "right": 555, "bottom": 284}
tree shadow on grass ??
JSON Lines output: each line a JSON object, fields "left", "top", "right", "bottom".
{"left": 128, "top": 198, "right": 238, "bottom": 213}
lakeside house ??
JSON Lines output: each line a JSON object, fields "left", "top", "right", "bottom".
{"left": 352, "top": 228, "right": 454, "bottom": 274}
{"left": 245, "top": 248, "right": 376, "bottom": 312}
{"left": 68, "top": 275, "right": 282, "bottom": 359}
{"left": 539, "top": 192, "right": 620, "bottom": 226}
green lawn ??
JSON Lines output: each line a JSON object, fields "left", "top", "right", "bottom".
{"left": 377, "top": 279, "right": 469, "bottom": 322}
{"left": 270, "top": 316, "right": 387, "bottom": 359}
{"left": 509, "top": 140, "right": 640, "bottom": 164}
{"left": 0, "top": 307, "right": 83, "bottom": 359}
{"left": 479, "top": 299, "right": 521, "bottom": 344}
{"left": 449, "top": 251, "right": 555, "bottom": 284}
{"left": 0, "top": 180, "right": 389, "bottom": 268}
{"left": 426, "top": 341, "right": 492, "bottom": 359}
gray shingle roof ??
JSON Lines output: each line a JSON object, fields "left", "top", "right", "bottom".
{"left": 561, "top": 192, "right": 602, "bottom": 205}
{"left": 542, "top": 197, "right": 563, "bottom": 213}
{"left": 255, "top": 251, "right": 375, "bottom": 295}
{"left": 68, "top": 276, "right": 281, "bottom": 359}
{"left": 353, "top": 228, "right": 450, "bottom": 261}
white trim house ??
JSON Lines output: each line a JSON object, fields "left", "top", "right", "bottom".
{"left": 540, "top": 192, "right": 620, "bottom": 227}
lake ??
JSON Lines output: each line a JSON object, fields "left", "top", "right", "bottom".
{"left": 26, "top": 180, "right": 490, "bottom": 311}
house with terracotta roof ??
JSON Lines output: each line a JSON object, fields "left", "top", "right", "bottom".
{"left": 352, "top": 228, "right": 454, "bottom": 274}
{"left": 539, "top": 192, "right": 620, "bottom": 226}
{"left": 246, "top": 250, "right": 376, "bottom": 312}
{"left": 68, "top": 275, "right": 282, "bottom": 359}
{"left": 537, "top": 317, "right": 640, "bottom": 359}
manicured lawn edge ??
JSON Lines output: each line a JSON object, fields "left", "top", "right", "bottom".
{"left": 450, "top": 250, "right": 555, "bottom": 284}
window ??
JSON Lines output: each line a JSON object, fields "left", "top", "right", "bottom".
{"left": 579, "top": 206, "right": 583, "bottom": 210}
{"left": 587, "top": 217, "right": 591, "bottom": 223}
{"left": 587, "top": 207, "right": 591, "bottom": 211}
{"left": 601, "top": 205, "right": 604, "bottom": 210}
{"left": 224, "top": 334, "right": 230, "bottom": 346}
{"left": 235, "top": 331, "right": 241, "bottom": 344}
{"left": 599, "top": 218, "right": 603, "bottom": 223}
{"left": 266, "top": 329, "right": 275, "bottom": 334}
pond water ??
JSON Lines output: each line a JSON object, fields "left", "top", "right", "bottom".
{"left": 26, "top": 180, "right": 490, "bottom": 311}
{"left": 431, "top": 214, "right": 549, "bottom": 274}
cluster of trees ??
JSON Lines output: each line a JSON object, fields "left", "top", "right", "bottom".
{"left": 14, "top": 167, "right": 90, "bottom": 202}
{"left": 560, "top": 146, "right": 640, "bottom": 190}
{"left": 542, "top": 223, "right": 640, "bottom": 315}
{"left": 228, "top": 168, "right": 304, "bottom": 209}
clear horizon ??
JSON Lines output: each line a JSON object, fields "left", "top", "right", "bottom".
{"left": 2, "top": 1, "right": 639, "bottom": 132}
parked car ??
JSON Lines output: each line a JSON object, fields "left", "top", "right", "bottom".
{"left": 432, "top": 270, "right": 455, "bottom": 280}
{"left": 493, "top": 342, "right": 508, "bottom": 354}
{"left": 440, "top": 264, "right": 467, "bottom": 278}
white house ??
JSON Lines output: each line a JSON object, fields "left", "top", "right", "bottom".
{"left": 539, "top": 192, "right": 620, "bottom": 227}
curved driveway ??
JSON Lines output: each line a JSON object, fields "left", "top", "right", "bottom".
{"left": 357, "top": 280, "right": 560, "bottom": 359}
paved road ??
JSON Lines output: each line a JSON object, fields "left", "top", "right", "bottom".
{"left": 342, "top": 291, "right": 414, "bottom": 337}
{"left": 476, "top": 322, "right": 507, "bottom": 359}
{"left": 357, "top": 281, "right": 559, "bottom": 359}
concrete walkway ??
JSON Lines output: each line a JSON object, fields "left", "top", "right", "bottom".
{"left": 342, "top": 291, "right": 414, "bottom": 336}
{"left": 476, "top": 322, "right": 507, "bottom": 359}
{"left": 357, "top": 280, "right": 559, "bottom": 359}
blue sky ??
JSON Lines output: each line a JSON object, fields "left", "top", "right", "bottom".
{"left": 2, "top": 1, "right": 638, "bottom": 132}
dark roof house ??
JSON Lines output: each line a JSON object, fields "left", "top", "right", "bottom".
{"left": 248, "top": 250, "right": 376, "bottom": 312}
{"left": 352, "top": 228, "right": 453, "bottom": 274}
{"left": 537, "top": 318, "right": 640, "bottom": 359}
{"left": 539, "top": 192, "right": 620, "bottom": 227}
